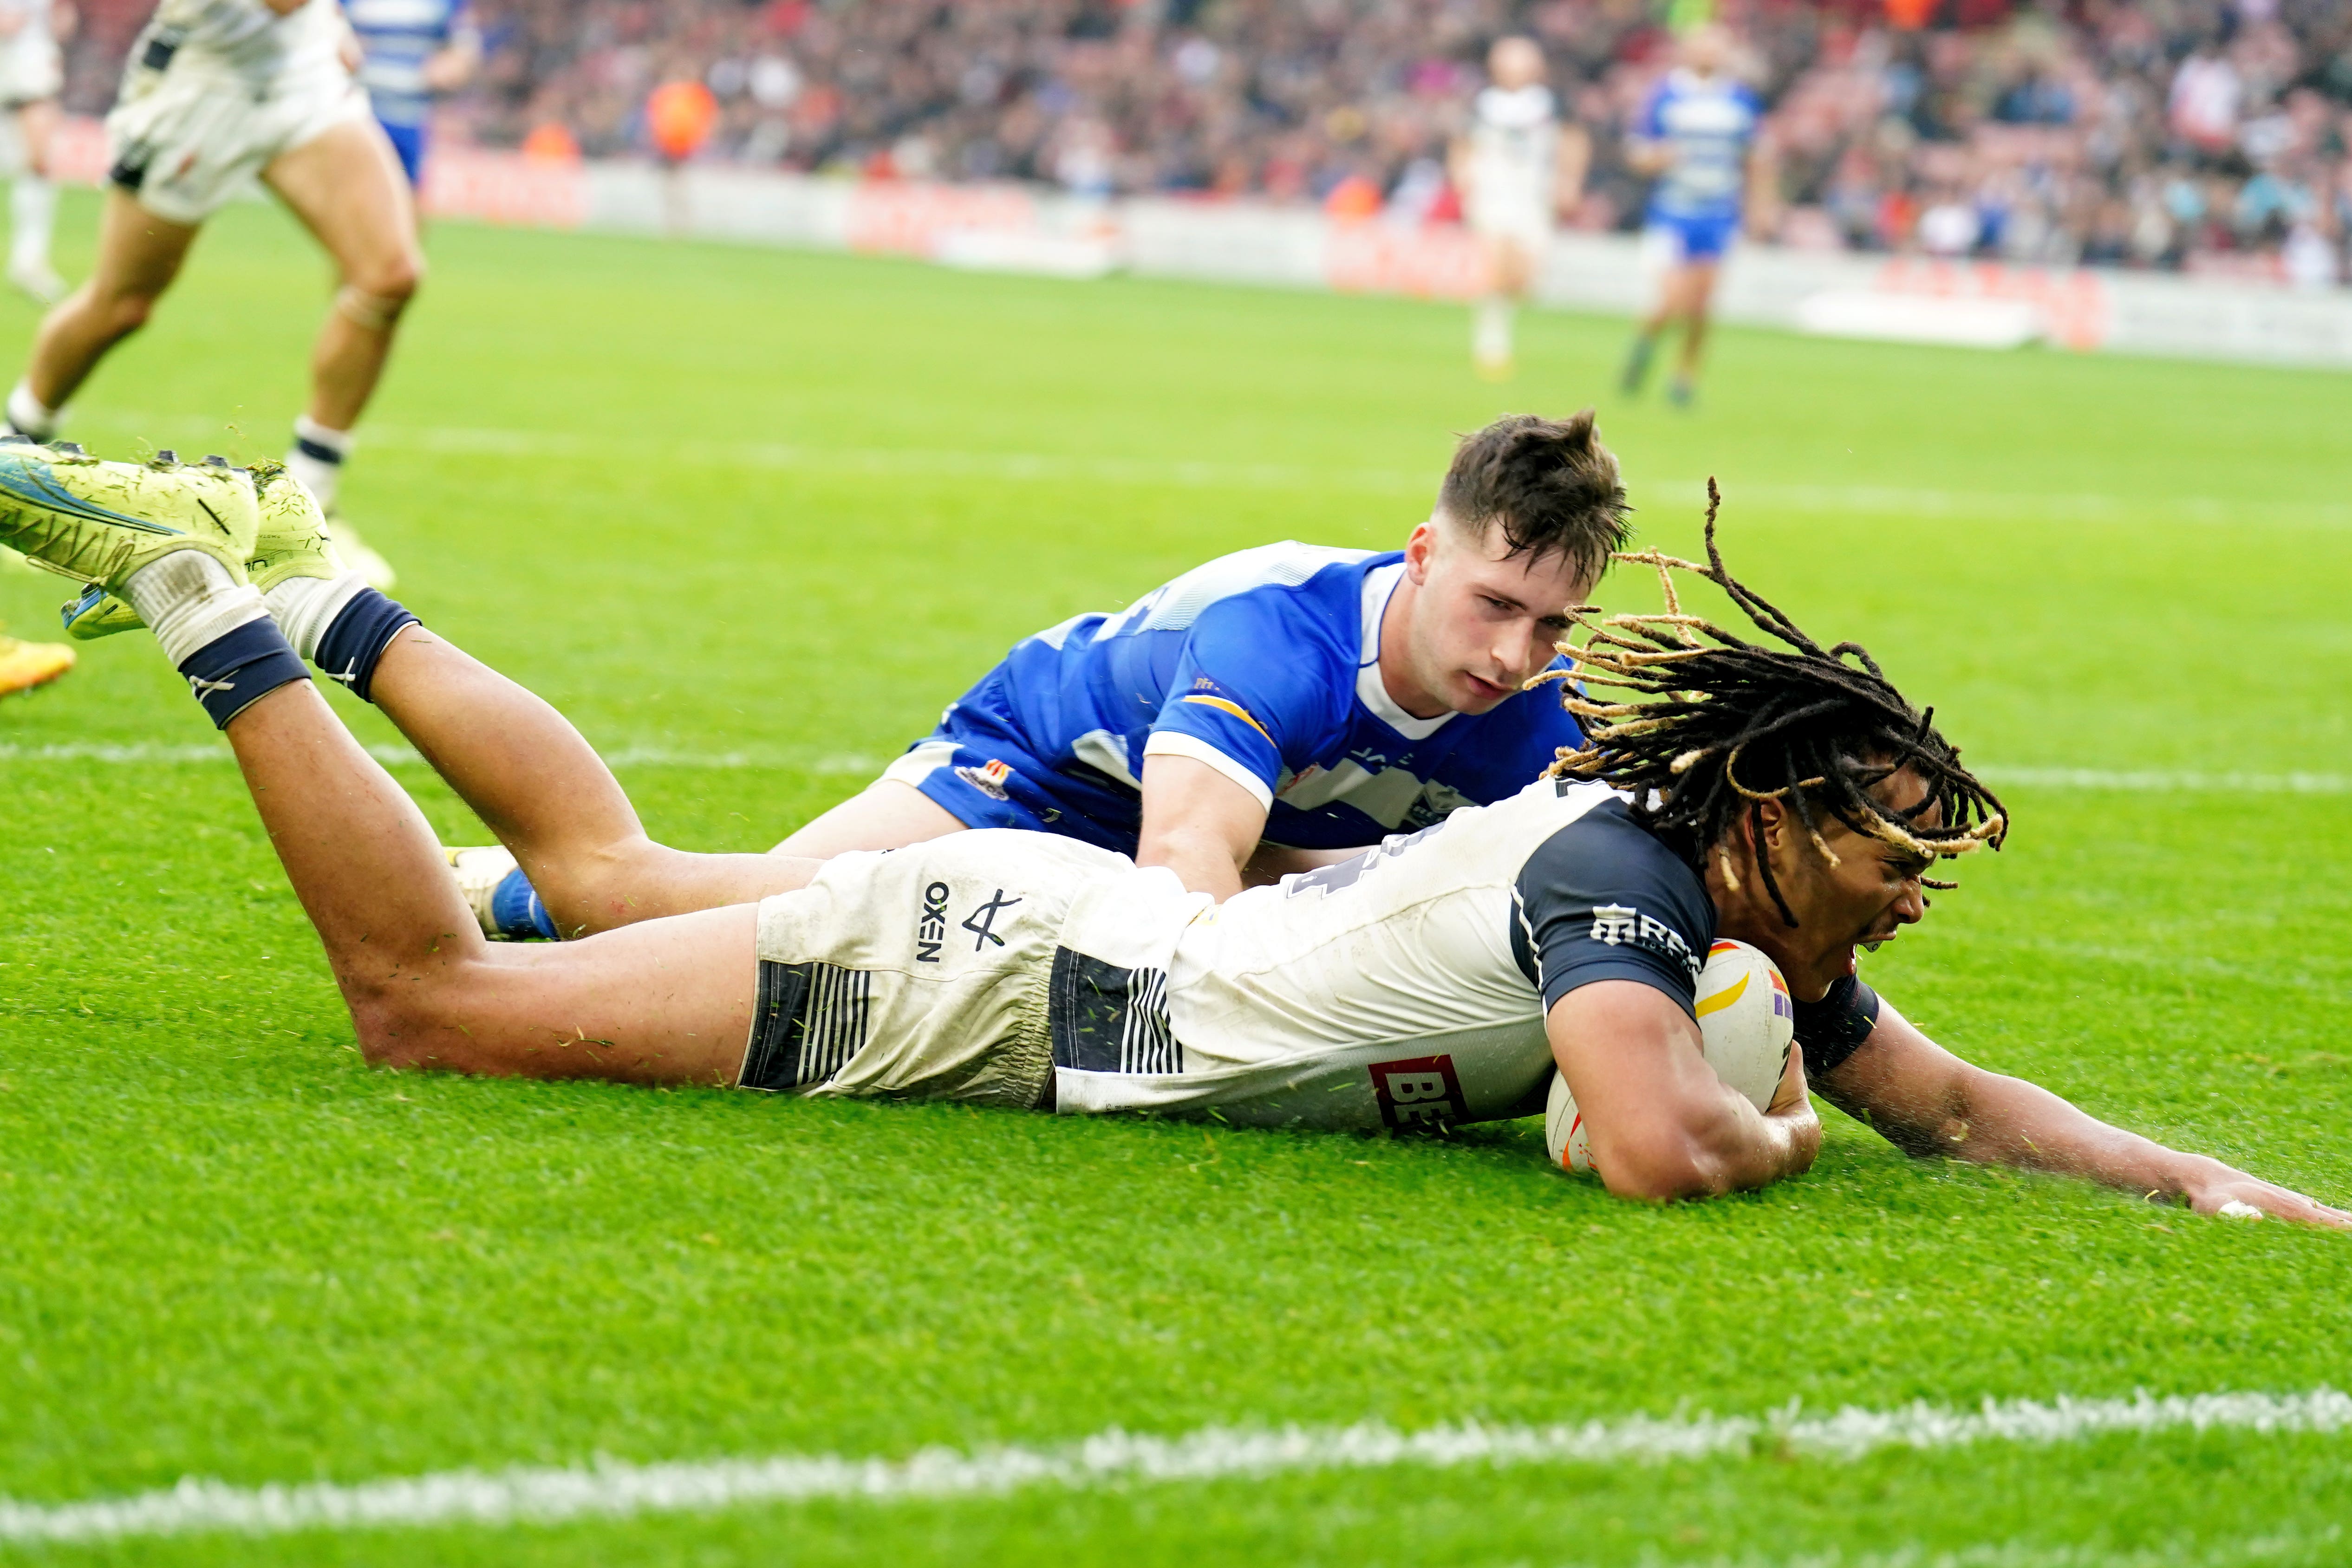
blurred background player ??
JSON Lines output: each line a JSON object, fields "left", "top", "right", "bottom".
{"left": 646, "top": 73, "right": 717, "bottom": 235}
{"left": 0, "top": 0, "right": 416, "bottom": 591}
{"left": 0, "top": 0, "right": 68, "bottom": 304}
{"left": 1451, "top": 35, "right": 1586, "bottom": 382}
{"left": 349, "top": 0, "right": 480, "bottom": 190}
{"left": 1619, "top": 23, "right": 1773, "bottom": 408}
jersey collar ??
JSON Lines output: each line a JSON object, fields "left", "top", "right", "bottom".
{"left": 1357, "top": 560, "right": 1456, "bottom": 741}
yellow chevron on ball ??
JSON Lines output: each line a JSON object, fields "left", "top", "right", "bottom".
{"left": 1544, "top": 938, "right": 1797, "bottom": 1173}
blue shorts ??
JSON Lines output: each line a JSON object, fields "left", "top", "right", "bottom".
{"left": 379, "top": 119, "right": 426, "bottom": 186}
{"left": 1647, "top": 209, "right": 1739, "bottom": 264}
{"left": 879, "top": 677, "right": 1142, "bottom": 856}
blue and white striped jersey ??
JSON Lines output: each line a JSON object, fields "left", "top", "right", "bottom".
{"left": 1634, "top": 67, "right": 1762, "bottom": 221}
{"left": 348, "top": 0, "right": 470, "bottom": 129}
{"left": 954, "top": 541, "right": 1583, "bottom": 851}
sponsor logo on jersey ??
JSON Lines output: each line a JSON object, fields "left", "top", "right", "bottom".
{"left": 954, "top": 758, "right": 1014, "bottom": 800}
{"left": 915, "top": 880, "right": 950, "bottom": 963}
{"left": 960, "top": 888, "right": 1023, "bottom": 951}
{"left": 1368, "top": 1053, "right": 1468, "bottom": 1130}
{"left": 1589, "top": 903, "right": 1702, "bottom": 980}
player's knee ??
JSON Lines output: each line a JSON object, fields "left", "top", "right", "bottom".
{"left": 345, "top": 991, "right": 429, "bottom": 1071}
{"left": 340, "top": 956, "right": 493, "bottom": 1072}
{"left": 335, "top": 255, "right": 423, "bottom": 331}
{"left": 97, "top": 290, "right": 159, "bottom": 339}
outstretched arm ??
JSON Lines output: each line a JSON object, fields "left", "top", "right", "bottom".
{"left": 1817, "top": 1000, "right": 2351, "bottom": 1229}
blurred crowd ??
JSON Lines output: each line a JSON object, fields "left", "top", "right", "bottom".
{"left": 65, "top": 0, "right": 2352, "bottom": 282}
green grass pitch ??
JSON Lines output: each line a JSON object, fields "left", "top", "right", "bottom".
{"left": 3, "top": 193, "right": 2352, "bottom": 1566}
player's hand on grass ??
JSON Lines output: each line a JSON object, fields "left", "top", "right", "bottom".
{"left": 2179, "top": 1164, "right": 2352, "bottom": 1230}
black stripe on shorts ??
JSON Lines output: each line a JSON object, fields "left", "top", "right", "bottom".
{"left": 1049, "top": 948, "right": 1179, "bottom": 1077}
{"left": 740, "top": 960, "right": 873, "bottom": 1092}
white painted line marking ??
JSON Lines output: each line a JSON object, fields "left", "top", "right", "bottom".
{"left": 6, "top": 747, "right": 2342, "bottom": 793}
{"left": 76, "top": 413, "right": 2352, "bottom": 525}
{"left": 0, "top": 742, "right": 881, "bottom": 774}
{"left": 1976, "top": 767, "right": 2351, "bottom": 795}
{"left": 2, "top": 1388, "right": 2345, "bottom": 1546}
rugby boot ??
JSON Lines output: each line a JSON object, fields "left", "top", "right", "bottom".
{"left": 0, "top": 444, "right": 258, "bottom": 594}
{"left": 64, "top": 459, "right": 345, "bottom": 640}
{"left": 445, "top": 845, "right": 560, "bottom": 941}
{"left": 0, "top": 627, "right": 73, "bottom": 699}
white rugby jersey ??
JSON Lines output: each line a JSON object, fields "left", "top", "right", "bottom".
{"left": 133, "top": 0, "right": 344, "bottom": 86}
{"left": 1050, "top": 776, "right": 1720, "bottom": 1130}
{"left": 1465, "top": 84, "right": 1557, "bottom": 208}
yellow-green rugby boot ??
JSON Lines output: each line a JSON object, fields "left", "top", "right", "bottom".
{"left": 0, "top": 443, "right": 258, "bottom": 599}
{"left": 63, "top": 458, "right": 338, "bottom": 639}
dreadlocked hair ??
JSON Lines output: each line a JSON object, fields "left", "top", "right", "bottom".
{"left": 1540, "top": 480, "right": 2008, "bottom": 928}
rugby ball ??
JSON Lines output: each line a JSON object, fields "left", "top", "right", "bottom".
{"left": 1544, "top": 939, "right": 1797, "bottom": 1173}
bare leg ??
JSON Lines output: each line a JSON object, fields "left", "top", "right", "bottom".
{"left": 226, "top": 678, "right": 770, "bottom": 1085}
{"left": 1472, "top": 234, "right": 1530, "bottom": 375}
{"left": 261, "top": 119, "right": 423, "bottom": 431}
{"left": 771, "top": 778, "right": 965, "bottom": 857}
{"left": 21, "top": 189, "right": 195, "bottom": 410}
{"left": 1674, "top": 261, "right": 1720, "bottom": 381}
{"left": 19, "top": 98, "right": 56, "bottom": 177}
{"left": 366, "top": 629, "right": 821, "bottom": 935}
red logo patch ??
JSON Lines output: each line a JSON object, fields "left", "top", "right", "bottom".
{"left": 1369, "top": 1054, "right": 1467, "bottom": 1130}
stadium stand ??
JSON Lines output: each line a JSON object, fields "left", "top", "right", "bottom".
{"left": 51, "top": 0, "right": 2352, "bottom": 284}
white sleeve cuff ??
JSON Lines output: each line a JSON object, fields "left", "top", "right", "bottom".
{"left": 1142, "top": 730, "right": 1276, "bottom": 811}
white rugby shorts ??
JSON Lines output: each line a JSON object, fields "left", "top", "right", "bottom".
{"left": 0, "top": 33, "right": 59, "bottom": 107}
{"left": 105, "top": 60, "right": 370, "bottom": 224}
{"left": 1467, "top": 194, "right": 1552, "bottom": 251}
{"left": 740, "top": 831, "right": 1180, "bottom": 1109}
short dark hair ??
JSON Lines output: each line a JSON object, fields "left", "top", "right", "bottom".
{"left": 1437, "top": 410, "right": 1633, "bottom": 585}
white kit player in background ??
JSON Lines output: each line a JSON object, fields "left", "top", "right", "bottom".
{"left": 1450, "top": 35, "right": 1588, "bottom": 381}
{"left": 1, "top": 0, "right": 417, "bottom": 596}
{"left": 0, "top": 0, "right": 69, "bottom": 303}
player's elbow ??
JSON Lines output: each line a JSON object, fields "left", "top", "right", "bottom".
{"left": 1588, "top": 1095, "right": 1775, "bottom": 1203}
{"left": 1588, "top": 1115, "right": 1738, "bottom": 1203}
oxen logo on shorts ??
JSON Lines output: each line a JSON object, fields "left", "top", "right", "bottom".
{"left": 915, "top": 881, "right": 950, "bottom": 963}
{"left": 955, "top": 759, "right": 1014, "bottom": 800}
{"left": 1368, "top": 1054, "right": 1467, "bottom": 1130}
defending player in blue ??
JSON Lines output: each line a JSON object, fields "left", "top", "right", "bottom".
{"left": 348, "top": 0, "right": 479, "bottom": 187}
{"left": 1619, "top": 24, "right": 1776, "bottom": 408}
{"left": 448, "top": 411, "right": 1632, "bottom": 936}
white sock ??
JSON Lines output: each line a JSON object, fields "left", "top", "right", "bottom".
{"left": 9, "top": 177, "right": 53, "bottom": 274}
{"left": 6, "top": 378, "right": 57, "bottom": 440}
{"left": 266, "top": 569, "right": 371, "bottom": 664}
{"left": 1473, "top": 299, "right": 1514, "bottom": 364}
{"left": 286, "top": 415, "right": 351, "bottom": 511}
{"left": 124, "top": 551, "right": 269, "bottom": 667}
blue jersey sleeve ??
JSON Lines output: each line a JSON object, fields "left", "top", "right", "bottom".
{"left": 1145, "top": 592, "right": 1350, "bottom": 809}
